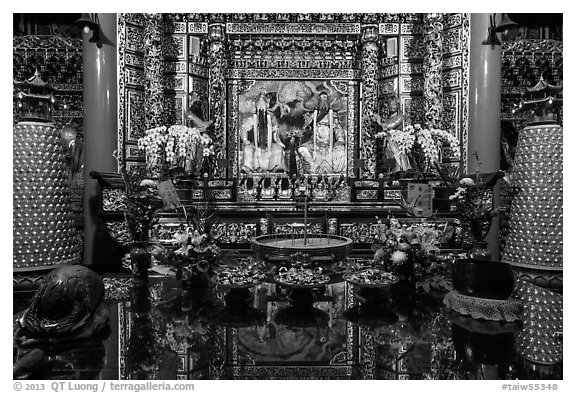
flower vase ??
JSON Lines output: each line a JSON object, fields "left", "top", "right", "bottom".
{"left": 432, "top": 186, "right": 455, "bottom": 212}
{"left": 174, "top": 179, "right": 193, "bottom": 203}
{"left": 180, "top": 262, "right": 211, "bottom": 289}
{"left": 470, "top": 241, "right": 492, "bottom": 261}
{"left": 183, "top": 273, "right": 210, "bottom": 288}
{"left": 130, "top": 242, "right": 151, "bottom": 282}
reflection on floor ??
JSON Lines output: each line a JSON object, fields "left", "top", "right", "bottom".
{"left": 14, "top": 277, "right": 563, "bottom": 380}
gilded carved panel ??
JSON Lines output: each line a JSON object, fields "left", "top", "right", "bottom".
{"left": 117, "top": 14, "right": 127, "bottom": 168}
{"left": 125, "top": 53, "right": 144, "bottom": 68}
{"left": 164, "top": 21, "right": 186, "bottom": 34}
{"left": 226, "top": 23, "right": 361, "bottom": 35}
{"left": 402, "top": 96, "right": 425, "bottom": 126}
{"left": 441, "top": 91, "right": 461, "bottom": 137}
{"left": 162, "top": 95, "right": 184, "bottom": 126}
{"left": 125, "top": 25, "right": 145, "bottom": 53}
{"left": 379, "top": 23, "right": 400, "bottom": 36}
{"left": 126, "top": 68, "right": 145, "bottom": 86}
{"left": 225, "top": 69, "right": 361, "bottom": 80}
{"left": 162, "top": 74, "right": 185, "bottom": 91}
{"left": 116, "top": 13, "right": 471, "bottom": 181}
{"left": 442, "top": 28, "right": 462, "bottom": 54}
{"left": 187, "top": 22, "right": 208, "bottom": 34}
{"left": 400, "top": 36, "right": 426, "bottom": 60}
{"left": 126, "top": 90, "right": 145, "bottom": 142}
{"left": 442, "top": 69, "right": 462, "bottom": 89}
{"left": 163, "top": 60, "right": 187, "bottom": 73}
{"left": 162, "top": 34, "right": 186, "bottom": 59}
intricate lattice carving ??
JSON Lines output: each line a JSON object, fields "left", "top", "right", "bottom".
{"left": 424, "top": 13, "right": 443, "bottom": 129}
{"left": 126, "top": 25, "right": 145, "bottom": 53}
{"left": 226, "top": 23, "right": 361, "bottom": 35}
{"left": 225, "top": 68, "right": 361, "bottom": 80}
{"left": 126, "top": 90, "right": 145, "bottom": 142}
{"left": 208, "top": 29, "right": 226, "bottom": 174}
{"left": 143, "top": 14, "right": 164, "bottom": 129}
{"left": 227, "top": 81, "right": 239, "bottom": 177}
{"left": 347, "top": 82, "right": 358, "bottom": 179}
{"left": 360, "top": 26, "right": 379, "bottom": 179}
{"left": 460, "top": 14, "right": 470, "bottom": 166}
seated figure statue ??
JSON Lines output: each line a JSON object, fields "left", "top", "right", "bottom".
{"left": 371, "top": 97, "right": 412, "bottom": 172}
{"left": 297, "top": 91, "right": 346, "bottom": 174}
{"left": 241, "top": 92, "right": 286, "bottom": 173}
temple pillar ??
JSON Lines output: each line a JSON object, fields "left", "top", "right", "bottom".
{"left": 82, "top": 13, "right": 118, "bottom": 266}
{"left": 143, "top": 13, "right": 164, "bottom": 128}
{"left": 424, "top": 13, "right": 444, "bottom": 129}
{"left": 468, "top": 13, "right": 502, "bottom": 259}
{"left": 208, "top": 23, "right": 226, "bottom": 177}
{"left": 360, "top": 24, "right": 379, "bottom": 179}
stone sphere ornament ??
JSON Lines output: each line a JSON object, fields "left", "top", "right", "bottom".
{"left": 16, "top": 265, "right": 109, "bottom": 345}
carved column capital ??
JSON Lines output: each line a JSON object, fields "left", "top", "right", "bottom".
{"left": 361, "top": 24, "right": 379, "bottom": 44}
{"left": 143, "top": 13, "right": 163, "bottom": 22}
{"left": 208, "top": 23, "right": 226, "bottom": 43}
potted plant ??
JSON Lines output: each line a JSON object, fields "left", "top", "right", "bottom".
{"left": 448, "top": 170, "right": 515, "bottom": 300}
{"left": 137, "top": 123, "right": 216, "bottom": 200}
{"left": 120, "top": 166, "right": 165, "bottom": 280}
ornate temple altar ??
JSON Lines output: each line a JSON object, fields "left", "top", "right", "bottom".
{"left": 117, "top": 13, "right": 469, "bottom": 182}
{"left": 99, "top": 13, "right": 472, "bottom": 252}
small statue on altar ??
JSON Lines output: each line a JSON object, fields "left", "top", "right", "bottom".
{"left": 241, "top": 91, "right": 286, "bottom": 173}
{"left": 297, "top": 91, "right": 346, "bottom": 174}
{"left": 371, "top": 97, "right": 412, "bottom": 173}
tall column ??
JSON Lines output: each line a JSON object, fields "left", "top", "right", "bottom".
{"left": 208, "top": 23, "right": 226, "bottom": 177}
{"left": 82, "top": 13, "right": 118, "bottom": 266}
{"left": 360, "top": 24, "right": 379, "bottom": 179}
{"left": 468, "top": 13, "right": 502, "bottom": 259}
{"left": 424, "top": 13, "right": 444, "bottom": 129}
{"left": 143, "top": 14, "right": 164, "bottom": 128}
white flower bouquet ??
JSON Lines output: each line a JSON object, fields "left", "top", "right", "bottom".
{"left": 137, "top": 125, "right": 215, "bottom": 178}
{"left": 376, "top": 124, "right": 460, "bottom": 172}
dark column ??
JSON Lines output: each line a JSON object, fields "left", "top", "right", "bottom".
{"left": 82, "top": 13, "right": 118, "bottom": 266}
{"left": 468, "top": 13, "right": 502, "bottom": 259}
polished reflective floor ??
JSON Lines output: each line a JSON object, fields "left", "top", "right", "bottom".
{"left": 13, "top": 276, "right": 562, "bottom": 380}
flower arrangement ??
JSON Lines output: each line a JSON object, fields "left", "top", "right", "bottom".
{"left": 152, "top": 225, "right": 223, "bottom": 283}
{"left": 137, "top": 125, "right": 215, "bottom": 179}
{"left": 449, "top": 175, "right": 500, "bottom": 245}
{"left": 352, "top": 217, "right": 453, "bottom": 292}
{"left": 376, "top": 124, "right": 460, "bottom": 172}
{"left": 120, "top": 165, "right": 165, "bottom": 243}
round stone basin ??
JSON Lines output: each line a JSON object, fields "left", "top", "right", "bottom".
{"left": 250, "top": 234, "right": 353, "bottom": 264}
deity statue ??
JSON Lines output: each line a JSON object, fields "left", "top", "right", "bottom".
{"left": 240, "top": 91, "right": 286, "bottom": 173}
{"left": 297, "top": 91, "right": 346, "bottom": 174}
{"left": 371, "top": 97, "right": 412, "bottom": 172}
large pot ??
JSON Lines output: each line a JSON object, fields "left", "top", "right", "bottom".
{"left": 453, "top": 259, "right": 515, "bottom": 300}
